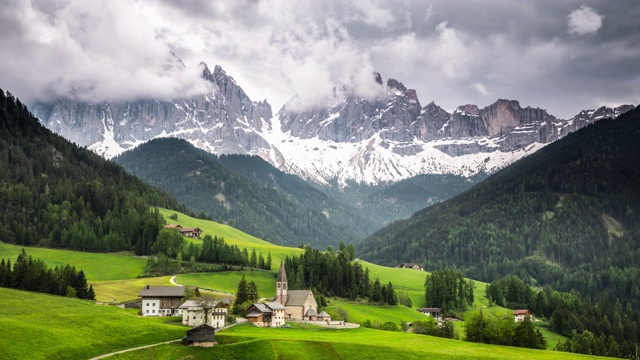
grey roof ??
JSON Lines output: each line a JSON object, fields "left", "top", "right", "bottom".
{"left": 277, "top": 260, "right": 288, "bottom": 282}
{"left": 139, "top": 286, "right": 185, "bottom": 298}
{"left": 265, "top": 301, "right": 286, "bottom": 310}
{"left": 245, "top": 312, "right": 262, "bottom": 318}
{"left": 285, "top": 290, "right": 313, "bottom": 306}
{"left": 418, "top": 307, "right": 442, "bottom": 313}
{"left": 179, "top": 300, "right": 202, "bottom": 309}
{"left": 306, "top": 308, "right": 317, "bottom": 316}
{"left": 317, "top": 311, "right": 331, "bottom": 318}
{"left": 250, "top": 303, "right": 272, "bottom": 314}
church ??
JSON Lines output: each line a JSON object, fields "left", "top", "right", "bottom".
{"left": 275, "top": 261, "right": 330, "bottom": 321}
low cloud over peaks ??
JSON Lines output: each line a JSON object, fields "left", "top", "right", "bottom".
{"left": 568, "top": 5, "right": 604, "bottom": 35}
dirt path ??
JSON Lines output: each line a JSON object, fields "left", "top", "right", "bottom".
{"left": 88, "top": 339, "right": 182, "bottom": 359}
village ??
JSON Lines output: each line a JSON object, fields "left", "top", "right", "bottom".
{"left": 137, "top": 253, "right": 536, "bottom": 348}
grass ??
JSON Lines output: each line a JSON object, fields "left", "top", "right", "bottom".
{"left": 115, "top": 323, "right": 610, "bottom": 360}
{"left": 157, "top": 208, "right": 304, "bottom": 269}
{"left": 357, "top": 259, "right": 428, "bottom": 307}
{"left": 91, "top": 276, "right": 173, "bottom": 303}
{"left": 0, "top": 241, "right": 146, "bottom": 281}
{"left": 324, "top": 298, "right": 427, "bottom": 325}
{"left": 0, "top": 287, "right": 187, "bottom": 360}
{"left": 176, "top": 270, "right": 277, "bottom": 298}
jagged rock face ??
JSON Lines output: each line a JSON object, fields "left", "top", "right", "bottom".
{"left": 279, "top": 77, "right": 422, "bottom": 143}
{"left": 34, "top": 64, "right": 272, "bottom": 155}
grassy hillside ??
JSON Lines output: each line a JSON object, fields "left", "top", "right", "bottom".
{"left": 0, "top": 288, "right": 186, "bottom": 360}
{"left": 176, "top": 270, "right": 277, "bottom": 298}
{"left": 114, "top": 323, "right": 603, "bottom": 360}
{"left": 157, "top": 207, "right": 304, "bottom": 267}
{"left": 91, "top": 276, "right": 172, "bottom": 303}
{"left": 0, "top": 242, "right": 146, "bottom": 281}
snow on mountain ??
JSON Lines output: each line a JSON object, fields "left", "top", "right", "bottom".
{"left": 33, "top": 66, "right": 636, "bottom": 186}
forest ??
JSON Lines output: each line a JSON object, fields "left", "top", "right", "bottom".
{"left": 0, "top": 89, "right": 187, "bottom": 255}
{"left": 359, "top": 108, "right": 640, "bottom": 309}
{"left": 114, "top": 138, "right": 360, "bottom": 248}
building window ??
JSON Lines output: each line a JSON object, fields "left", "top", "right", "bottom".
{"left": 152, "top": 310, "right": 155, "bottom": 313}
{"left": 146, "top": 310, "right": 149, "bottom": 313}
{"left": 152, "top": 303, "right": 156, "bottom": 306}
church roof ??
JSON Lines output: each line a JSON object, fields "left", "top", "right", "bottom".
{"left": 277, "top": 260, "right": 288, "bottom": 282}
{"left": 285, "top": 290, "right": 313, "bottom": 306}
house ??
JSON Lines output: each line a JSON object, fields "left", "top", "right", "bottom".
{"left": 179, "top": 227, "right": 202, "bottom": 239}
{"left": 275, "top": 261, "right": 330, "bottom": 322}
{"left": 418, "top": 307, "right": 443, "bottom": 321}
{"left": 183, "top": 324, "right": 215, "bottom": 347}
{"left": 179, "top": 299, "right": 229, "bottom": 328}
{"left": 514, "top": 309, "right": 534, "bottom": 322}
{"left": 245, "top": 301, "right": 286, "bottom": 327}
{"left": 164, "top": 224, "right": 183, "bottom": 230}
{"left": 138, "top": 285, "right": 185, "bottom": 316}
{"left": 396, "top": 263, "right": 424, "bottom": 271}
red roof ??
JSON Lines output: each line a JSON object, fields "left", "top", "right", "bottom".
{"left": 514, "top": 309, "right": 533, "bottom": 315}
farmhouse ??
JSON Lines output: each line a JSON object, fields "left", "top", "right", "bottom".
{"left": 396, "top": 263, "right": 424, "bottom": 271}
{"left": 514, "top": 309, "right": 534, "bottom": 322}
{"left": 179, "top": 227, "right": 202, "bottom": 238}
{"left": 183, "top": 324, "right": 215, "bottom": 347}
{"left": 417, "top": 307, "right": 443, "bottom": 321}
{"left": 276, "top": 261, "right": 329, "bottom": 322}
{"left": 179, "top": 299, "right": 229, "bottom": 328}
{"left": 138, "top": 285, "right": 185, "bottom": 316}
{"left": 246, "top": 301, "right": 286, "bottom": 327}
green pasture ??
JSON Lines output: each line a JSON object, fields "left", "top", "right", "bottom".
{"left": 176, "top": 270, "right": 277, "bottom": 298}
{"left": 0, "top": 241, "right": 146, "bottom": 281}
{"left": 324, "top": 298, "right": 427, "bottom": 325}
{"left": 157, "top": 208, "right": 304, "bottom": 268}
{"left": 91, "top": 276, "right": 173, "bottom": 303}
{"left": 357, "top": 260, "right": 429, "bottom": 307}
{"left": 0, "top": 288, "right": 186, "bottom": 360}
{"left": 115, "top": 323, "right": 608, "bottom": 360}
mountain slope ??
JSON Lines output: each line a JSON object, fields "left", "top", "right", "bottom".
{"left": 114, "top": 138, "right": 361, "bottom": 248}
{"left": 0, "top": 89, "right": 186, "bottom": 254}
{"left": 358, "top": 106, "right": 640, "bottom": 306}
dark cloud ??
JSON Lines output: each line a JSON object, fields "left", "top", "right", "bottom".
{"left": 0, "top": 0, "right": 638, "bottom": 118}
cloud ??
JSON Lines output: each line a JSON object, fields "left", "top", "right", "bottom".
{"left": 568, "top": 5, "right": 603, "bottom": 35}
{"left": 471, "top": 83, "right": 490, "bottom": 96}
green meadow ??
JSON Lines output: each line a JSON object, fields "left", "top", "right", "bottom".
{"left": 324, "top": 298, "right": 427, "bottom": 325}
{"left": 0, "top": 241, "right": 146, "bottom": 281}
{"left": 91, "top": 276, "right": 173, "bottom": 303}
{"left": 176, "top": 270, "right": 277, "bottom": 298}
{"left": 0, "top": 288, "right": 186, "bottom": 360}
{"left": 114, "top": 323, "right": 606, "bottom": 360}
{"left": 157, "top": 208, "right": 304, "bottom": 268}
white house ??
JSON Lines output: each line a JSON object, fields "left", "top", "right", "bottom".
{"left": 138, "top": 286, "right": 185, "bottom": 317}
{"left": 514, "top": 309, "right": 534, "bottom": 322}
{"left": 417, "top": 307, "right": 443, "bottom": 321}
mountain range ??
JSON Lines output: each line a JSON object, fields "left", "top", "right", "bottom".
{"left": 33, "top": 63, "right": 635, "bottom": 187}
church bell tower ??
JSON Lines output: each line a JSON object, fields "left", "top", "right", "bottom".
{"left": 276, "top": 260, "right": 288, "bottom": 305}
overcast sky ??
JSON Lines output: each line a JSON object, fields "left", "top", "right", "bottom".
{"left": 1, "top": 0, "right": 639, "bottom": 118}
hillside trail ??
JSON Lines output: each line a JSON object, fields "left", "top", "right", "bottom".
{"left": 88, "top": 339, "right": 182, "bottom": 360}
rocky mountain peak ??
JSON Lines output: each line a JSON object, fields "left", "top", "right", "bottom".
{"left": 386, "top": 78, "right": 407, "bottom": 93}
{"left": 373, "top": 72, "right": 383, "bottom": 85}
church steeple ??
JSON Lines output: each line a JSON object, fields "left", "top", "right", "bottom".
{"left": 276, "top": 260, "right": 288, "bottom": 305}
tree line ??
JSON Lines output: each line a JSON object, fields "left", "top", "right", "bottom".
{"left": 283, "top": 244, "right": 398, "bottom": 306}
{"left": 465, "top": 310, "right": 546, "bottom": 350}
{"left": 424, "top": 267, "right": 474, "bottom": 313}
{"left": 0, "top": 249, "right": 94, "bottom": 300}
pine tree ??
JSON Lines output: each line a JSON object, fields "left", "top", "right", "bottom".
{"left": 233, "top": 275, "right": 249, "bottom": 315}
{"left": 247, "top": 280, "right": 259, "bottom": 303}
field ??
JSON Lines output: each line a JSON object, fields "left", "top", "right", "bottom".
{"left": 113, "top": 323, "right": 607, "bottom": 360}
{"left": 91, "top": 276, "right": 172, "bottom": 303}
{"left": 176, "top": 270, "right": 277, "bottom": 298}
{"left": 0, "top": 242, "right": 146, "bottom": 281}
{"left": 324, "top": 298, "right": 427, "bottom": 325}
{"left": 157, "top": 208, "right": 304, "bottom": 268}
{"left": 0, "top": 288, "right": 186, "bottom": 360}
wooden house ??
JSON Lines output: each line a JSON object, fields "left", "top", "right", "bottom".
{"left": 183, "top": 324, "right": 215, "bottom": 347}
{"left": 138, "top": 285, "right": 185, "bottom": 316}
{"left": 179, "top": 227, "right": 202, "bottom": 239}
{"left": 396, "top": 263, "right": 424, "bottom": 271}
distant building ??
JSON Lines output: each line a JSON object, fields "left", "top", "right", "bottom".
{"left": 183, "top": 324, "right": 215, "bottom": 347}
{"left": 179, "top": 298, "right": 229, "bottom": 328}
{"left": 164, "top": 224, "right": 183, "bottom": 230}
{"left": 179, "top": 227, "right": 202, "bottom": 238}
{"left": 396, "top": 263, "right": 424, "bottom": 271}
{"left": 276, "top": 261, "right": 329, "bottom": 321}
{"left": 417, "top": 307, "right": 443, "bottom": 321}
{"left": 138, "top": 285, "right": 185, "bottom": 316}
{"left": 514, "top": 309, "right": 534, "bottom": 322}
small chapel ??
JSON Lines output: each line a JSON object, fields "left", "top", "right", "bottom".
{"left": 275, "top": 260, "right": 330, "bottom": 322}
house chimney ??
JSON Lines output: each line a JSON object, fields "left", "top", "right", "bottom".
{"left": 146, "top": 285, "right": 150, "bottom": 289}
